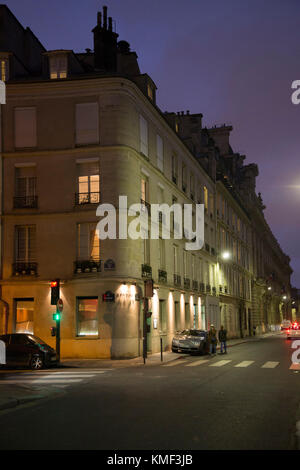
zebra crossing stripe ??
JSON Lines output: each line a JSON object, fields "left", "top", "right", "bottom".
{"left": 209, "top": 360, "right": 232, "bottom": 367}
{"left": 234, "top": 361, "right": 254, "bottom": 368}
{"left": 0, "top": 379, "right": 83, "bottom": 384}
{"left": 261, "top": 361, "right": 279, "bottom": 368}
{"left": 185, "top": 359, "right": 210, "bottom": 367}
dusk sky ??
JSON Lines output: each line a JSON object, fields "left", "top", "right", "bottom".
{"left": 5, "top": 0, "right": 300, "bottom": 285}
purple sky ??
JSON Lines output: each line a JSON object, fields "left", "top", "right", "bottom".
{"left": 5, "top": 0, "right": 300, "bottom": 285}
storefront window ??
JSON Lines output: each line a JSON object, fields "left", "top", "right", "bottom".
{"left": 77, "top": 297, "right": 98, "bottom": 336}
{"left": 15, "top": 299, "right": 34, "bottom": 334}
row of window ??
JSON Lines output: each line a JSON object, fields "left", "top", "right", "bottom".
{"left": 12, "top": 160, "right": 100, "bottom": 209}
{"left": 13, "top": 103, "right": 99, "bottom": 149}
{"left": 139, "top": 115, "right": 215, "bottom": 213}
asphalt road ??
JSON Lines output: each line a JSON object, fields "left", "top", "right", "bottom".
{"left": 0, "top": 334, "right": 299, "bottom": 450}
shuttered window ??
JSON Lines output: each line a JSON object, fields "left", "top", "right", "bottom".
{"left": 77, "top": 160, "right": 100, "bottom": 204}
{"left": 156, "top": 134, "right": 163, "bottom": 171}
{"left": 15, "top": 226, "right": 36, "bottom": 262}
{"left": 75, "top": 103, "right": 99, "bottom": 145}
{"left": 77, "top": 223, "right": 100, "bottom": 261}
{"left": 14, "top": 107, "right": 37, "bottom": 148}
{"left": 139, "top": 115, "right": 148, "bottom": 157}
{"left": 15, "top": 166, "right": 36, "bottom": 197}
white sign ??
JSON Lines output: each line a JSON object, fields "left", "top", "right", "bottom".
{"left": 0, "top": 80, "right": 6, "bottom": 104}
{"left": 0, "top": 340, "right": 6, "bottom": 364}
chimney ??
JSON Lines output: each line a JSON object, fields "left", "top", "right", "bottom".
{"left": 92, "top": 5, "right": 119, "bottom": 71}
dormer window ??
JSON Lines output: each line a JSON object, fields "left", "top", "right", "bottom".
{"left": 0, "top": 58, "right": 9, "bottom": 81}
{"left": 49, "top": 53, "right": 68, "bottom": 79}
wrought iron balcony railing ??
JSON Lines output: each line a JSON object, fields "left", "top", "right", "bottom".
{"left": 14, "top": 196, "right": 38, "bottom": 209}
{"left": 184, "top": 278, "right": 190, "bottom": 290}
{"left": 192, "top": 280, "right": 198, "bottom": 291}
{"left": 142, "top": 264, "right": 152, "bottom": 279}
{"left": 13, "top": 262, "right": 38, "bottom": 276}
{"left": 74, "top": 259, "right": 101, "bottom": 274}
{"left": 75, "top": 192, "right": 100, "bottom": 205}
{"left": 158, "top": 269, "right": 167, "bottom": 283}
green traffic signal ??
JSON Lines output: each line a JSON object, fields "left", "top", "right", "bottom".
{"left": 53, "top": 312, "right": 61, "bottom": 321}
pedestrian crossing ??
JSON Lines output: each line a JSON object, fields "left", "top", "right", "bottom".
{"left": 0, "top": 369, "right": 112, "bottom": 388}
{"left": 163, "top": 358, "right": 297, "bottom": 370}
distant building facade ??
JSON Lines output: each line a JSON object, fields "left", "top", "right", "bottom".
{"left": 0, "top": 5, "right": 292, "bottom": 358}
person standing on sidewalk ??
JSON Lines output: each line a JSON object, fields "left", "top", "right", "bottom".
{"left": 218, "top": 325, "right": 227, "bottom": 354}
{"left": 208, "top": 324, "right": 217, "bottom": 355}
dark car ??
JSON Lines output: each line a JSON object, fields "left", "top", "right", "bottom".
{"left": 172, "top": 329, "right": 209, "bottom": 355}
{"left": 0, "top": 333, "right": 57, "bottom": 369}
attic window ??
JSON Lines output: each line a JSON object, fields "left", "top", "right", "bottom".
{"left": 0, "top": 59, "right": 9, "bottom": 81}
{"left": 147, "top": 83, "right": 154, "bottom": 101}
{"left": 49, "top": 54, "right": 67, "bottom": 79}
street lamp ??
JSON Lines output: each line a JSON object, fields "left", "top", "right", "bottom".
{"left": 221, "top": 251, "right": 231, "bottom": 260}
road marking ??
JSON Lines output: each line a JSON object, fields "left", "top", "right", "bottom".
{"left": 163, "top": 360, "right": 189, "bottom": 367}
{"left": 234, "top": 361, "right": 255, "bottom": 368}
{"left": 209, "top": 360, "right": 232, "bottom": 367}
{"left": 4, "top": 374, "right": 96, "bottom": 379}
{"left": 261, "top": 361, "right": 279, "bottom": 368}
{"left": 185, "top": 360, "right": 210, "bottom": 367}
{"left": 289, "top": 363, "right": 300, "bottom": 370}
{"left": 0, "top": 379, "right": 83, "bottom": 384}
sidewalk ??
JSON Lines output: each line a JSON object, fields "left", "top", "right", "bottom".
{"left": 0, "top": 330, "right": 282, "bottom": 413}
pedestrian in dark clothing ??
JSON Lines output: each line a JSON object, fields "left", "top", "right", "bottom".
{"left": 218, "top": 325, "right": 227, "bottom": 354}
{"left": 208, "top": 324, "right": 217, "bottom": 355}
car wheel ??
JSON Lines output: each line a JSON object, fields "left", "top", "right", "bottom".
{"left": 30, "top": 354, "right": 44, "bottom": 370}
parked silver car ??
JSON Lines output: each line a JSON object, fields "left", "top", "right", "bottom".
{"left": 172, "top": 329, "right": 209, "bottom": 355}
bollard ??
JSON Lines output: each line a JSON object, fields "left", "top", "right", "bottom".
{"left": 160, "top": 337, "right": 163, "bottom": 362}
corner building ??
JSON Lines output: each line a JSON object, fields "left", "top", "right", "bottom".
{"left": 0, "top": 6, "right": 292, "bottom": 358}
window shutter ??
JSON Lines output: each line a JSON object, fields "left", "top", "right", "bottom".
{"left": 139, "top": 115, "right": 148, "bottom": 156}
{"left": 76, "top": 103, "right": 99, "bottom": 145}
{"left": 28, "top": 226, "right": 36, "bottom": 261}
{"left": 156, "top": 134, "right": 163, "bottom": 171}
{"left": 14, "top": 108, "right": 37, "bottom": 148}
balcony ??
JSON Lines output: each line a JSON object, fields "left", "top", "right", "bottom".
{"left": 192, "top": 280, "right": 198, "bottom": 291}
{"left": 75, "top": 192, "right": 100, "bottom": 205}
{"left": 13, "top": 262, "right": 38, "bottom": 276}
{"left": 74, "top": 259, "right": 101, "bottom": 274}
{"left": 184, "top": 278, "right": 190, "bottom": 289}
{"left": 200, "top": 282, "right": 205, "bottom": 293}
{"left": 14, "top": 196, "right": 38, "bottom": 209}
{"left": 212, "top": 287, "right": 217, "bottom": 296}
{"left": 174, "top": 274, "right": 181, "bottom": 287}
{"left": 206, "top": 284, "right": 211, "bottom": 293}
{"left": 158, "top": 269, "right": 167, "bottom": 284}
{"left": 142, "top": 264, "right": 152, "bottom": 279}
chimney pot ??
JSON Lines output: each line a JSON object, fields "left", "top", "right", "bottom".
{"left": 103, "top": 5, "right": 108, "bottom": 30}
{"left": 108, "top": 17, "right": 112, "bottom": 31}
{"left": 97, "top": 11, "right": 102, "bottom": 26}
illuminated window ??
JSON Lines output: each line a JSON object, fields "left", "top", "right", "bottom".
{"left": 49, "top": 54, "right": 67, "bottom": 79}
{"left": 147, "top": 84, "right": 154, "bottom": 101}
{"left": 77, "top": 161, "right": 100, "bottom": 204}
{"left": 15, "top": 299, "right": 34, "bottom": 334}
{"left": 0, "top": 59, "right": 8, "bottom": 81}
{"left": 203, "top": 186, "right": 208, "bottom": 210}
{"left": 76, "top": 297, "right": 98, "bottom": 336}
{"left": 77, "top": 223, "right": 100, "bottom": 261}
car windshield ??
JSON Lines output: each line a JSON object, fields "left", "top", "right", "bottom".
{"left": 28, "top": 335, "right": 47, "bottom": 345}
{"left": 189, "top": 330, "right": 206, "bottom": 337}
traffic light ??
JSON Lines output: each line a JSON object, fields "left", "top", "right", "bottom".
{"left": 50, "top": 326, "right": 57, "bottom": 337}
{"left": 53, "top": 312, "right": 61, "bottom": 321}
{"left": 50, "top": 280, "right": 60, "bottom": 305}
